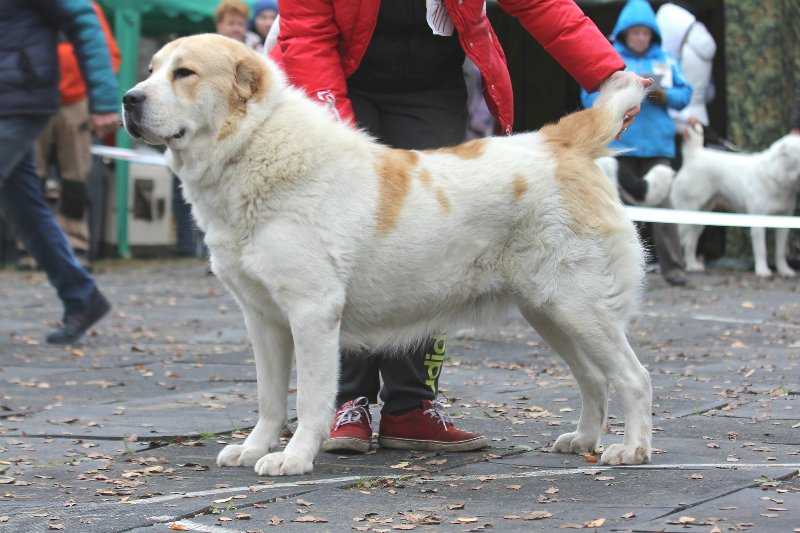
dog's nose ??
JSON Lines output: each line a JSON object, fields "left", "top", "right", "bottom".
{"left": 123, "top": 90, "right": 146, "bottom": 110}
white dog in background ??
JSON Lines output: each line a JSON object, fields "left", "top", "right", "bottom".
{"left": 122, "top": 34, "right": 653, "bottom": 476}
{"left": 671, "top": 123, "right": 800, "bottom": 277}
{"left": 596, "top": 156, "right": 675, "bottom": 207}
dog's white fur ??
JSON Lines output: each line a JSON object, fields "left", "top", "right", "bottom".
{"left": 671, "top": 124, "right": 800, "bottom": 277}
{"left": 596, "top": 156, "right": 676, "bottom": 207}
{"left": 123, "top": 35, "right": 652, "bottom": 476}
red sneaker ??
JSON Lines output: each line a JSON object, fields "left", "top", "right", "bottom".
{"left": 321, "top": 397, "right": 372, "bottom": 454}
{"left": 378, "top": 400, "right": 489, "bottom": 452}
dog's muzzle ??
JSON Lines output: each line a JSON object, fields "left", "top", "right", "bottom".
{"left": 122, "top": 89, "right": 146, "bottom": 138}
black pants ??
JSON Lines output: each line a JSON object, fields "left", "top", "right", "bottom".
{"left": 617, "top": 156, "right": 684, "bottom": 275}
{"left": 336, "top": 84, "right": 467, "bottom": 414}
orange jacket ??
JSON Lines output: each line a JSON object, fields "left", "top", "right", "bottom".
{"left": 59, "top": 2, "right": 121, "bottom": 105}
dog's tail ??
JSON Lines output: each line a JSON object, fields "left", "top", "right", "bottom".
{"left": 681, "top": 121, "right": 704, "bottom": 158}
{"left": 541, "top": 72, "right": 646, "bottom": 160}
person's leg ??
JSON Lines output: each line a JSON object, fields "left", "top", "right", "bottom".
{"left": 322, "top": 91, "right": 384, "bottom": 453}
{"left": 2, "top": 149, "right": 96, "bottom": 313}
{"left": 643, "top": 158, "right": 686, "bottom": 284}
{"left": 0, "top": 116, "right": 110, "bottom": 342}
{"left": 53, "top": 100, "right": 93, "bottom": 254}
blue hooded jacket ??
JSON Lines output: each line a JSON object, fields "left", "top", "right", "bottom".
{"left": 581, "top": 0, "right": 691, "bottom": 158}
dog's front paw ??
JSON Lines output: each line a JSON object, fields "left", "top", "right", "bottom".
{"left": 755, "top": 267, "right": 772, "bottom": 278}
{"left": 550, "top": 431, "right": 599, "bottom": 455}
{"left": 778, "top": 266, "right": 796, "bottom": 278}
{"left": 254, "top": 451, "right": 314, "bottom": 476}
{"left": 217, "top": 444, "right": 272, "bottom": 467}
{"left": 600, "top": 443, "right": 650, "bottom": 465}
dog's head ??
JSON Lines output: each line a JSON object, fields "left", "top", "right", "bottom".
{"left": 122, "top": 34, "right": 271, "bottom": 149}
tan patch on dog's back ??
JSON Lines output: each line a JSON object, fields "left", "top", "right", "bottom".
{"left": 435, "top": 187, "right": 450, "bottom": 214}
{"left": 512, "top": 174, "right": 528, "bottom": 202}
{"left": 540, "top": 108, "right": 624, "bottom": 235}
{"left": 427, "top": 139, "right": 486, "bottom": 160}
{"left": 375, "top": 149, "right": 419, "bottom": 233}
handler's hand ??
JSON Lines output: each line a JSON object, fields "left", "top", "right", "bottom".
{"left": 91, "top": 112, "right": 120, "bottom": 137}
{"left": 618, "top": 74, "right": 652, "bottom": 139}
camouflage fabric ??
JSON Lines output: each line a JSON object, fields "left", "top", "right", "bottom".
{"left": 725, "top": 0, "right": 800, "bottom": 259}
{"left": 725, "top": 0, "right": 800, "bottom": 149}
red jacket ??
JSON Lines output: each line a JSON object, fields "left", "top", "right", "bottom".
{"left": 273, "top": 0, "right": 624, "bottom": 134}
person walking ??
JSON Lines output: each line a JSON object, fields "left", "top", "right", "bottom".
{"left": 271, "top": 0, "right": 646, "bottom": 454}
{"left": 582, "top": 0, "right": 692, "bottom": 287}
{"left": 0, "top": 0, "right": 118, "bottom": 344}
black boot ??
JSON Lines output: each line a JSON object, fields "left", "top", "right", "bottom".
{"left": 46, "top": 289, "right": 111, "bottom": 344}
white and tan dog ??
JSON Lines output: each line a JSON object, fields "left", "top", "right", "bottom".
{"left": 123, "top": 34, "right": 652, "bottom": 476}
{"left": 671, "top": 124, "right": 800, "bottom": 277}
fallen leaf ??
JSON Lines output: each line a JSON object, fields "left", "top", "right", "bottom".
{"left": 506, "top": 484, "right": 522, "bottom": 491}
{"left": 48, "top": 525, "right": 64, "bottom": 531}
{"left": 0, "top": 477, "right": 15, "bottom": 484}
{"left": 545, "top": 486, "right": 559, "bottom": 494}
{"left": 269, "top": 515, "right": 283, "bottom": 526}
{"left": 678, "top": 516, "right": 696, "bottom": 524}
{"left": 296, "top": 498, "right": 313, "bottom": 507}
{"left": 390, "top": 461, "right": 410, "bottom": 469}
{"left": 292, "top": 515, "right": 328, "bottom": 523}
{"left": 689, "top": 473, "right": 704, "bottom": 480}
{"left": 453, "top": 517, "right": 479, "bottom": 524}
{"left": 168, "top": 523, "right": 190, "bottom": 531}
{"left": 594, "top": 476, "right": 614, "bottom": 481}
{"left": 523, "top": 511, "right": 552, "bottom": 520}
{"left": 585, "top": 518, "right": 606, "bottom": 528}
{"left": 393, "top": 526, "right": 417, "bottom": 531}
{"left": 621, "top": 512, "right": 636, "bottom": 519}
{"left": 448, "top": 503, "right": 465, "bottom": 510}
{"left": 235, "top": 513, "right": 251, "bottom": 520}
{"left": 582, "top": 453, "right": 598, "bottom": 464}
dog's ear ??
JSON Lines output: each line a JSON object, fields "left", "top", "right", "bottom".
{"left": 232, "top": 54, "right": 267, "bottom": 107}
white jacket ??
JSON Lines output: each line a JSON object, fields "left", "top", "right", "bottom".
{"left": 656, "top": 3, "right": 717, "bottom": 127}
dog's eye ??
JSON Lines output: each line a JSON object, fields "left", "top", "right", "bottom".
{"left": 173, "top": 68, "right": 196, "bottom": 80}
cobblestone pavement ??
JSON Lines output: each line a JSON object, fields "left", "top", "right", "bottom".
{"left": 1, "top": 259, "right": 799, "bottom": 532}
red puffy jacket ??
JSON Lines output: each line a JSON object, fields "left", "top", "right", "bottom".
{"left": 273, "top": 0, "right": 624, "bottom": 134}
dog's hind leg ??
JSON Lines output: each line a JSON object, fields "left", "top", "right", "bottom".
{"left": 751, "top": 226, "right": 771, "bottom": 277}
{"left": 680, "top": 224, "right": 706, "bottom": 272}
{"left": 518, "top": 300, "right": 652, "bottom": 465}
{"left": 518, "top": 306, "right": 607, "bottom": 454}
{"left": 775, "top": 228, "right": 796, "bottom": 277}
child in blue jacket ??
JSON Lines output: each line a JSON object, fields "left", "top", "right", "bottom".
{"left": 582, "top": 0, "right": 692, "bottom": 286}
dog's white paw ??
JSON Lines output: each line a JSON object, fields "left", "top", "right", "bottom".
{"left": 216, "top": 443, "right": 272, "bottom": 467}
{"left": 600, "top": 443, "right": 651, "bottom": 465}
{"left": 685, "top": 261, "right": 705, "bottom": 273}
{"left": 755, "top": 268, "right": 772, "bottom": 278}
{"left": 254, "top": 451, "right": 314, "bottom": 476}
{"left": 550, "top": 431, "right": 599, "bottom": 454}
{"left": 778, "top": 266, "right": 796, "bottom": 278}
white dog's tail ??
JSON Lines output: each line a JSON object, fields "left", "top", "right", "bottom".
{"left": 682, "top": 121, "right": 704, "bottom": 158}
{"left": 542, "top": 72, "right": 646, "bottom": 160}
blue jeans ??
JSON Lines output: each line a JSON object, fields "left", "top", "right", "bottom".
{"left": 0, "top": 115, "right": 97, "bottom": 315}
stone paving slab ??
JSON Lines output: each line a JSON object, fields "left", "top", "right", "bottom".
{"left": 2, "top": 261, "right": 800, "bottom": 532}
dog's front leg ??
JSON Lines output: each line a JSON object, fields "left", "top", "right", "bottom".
{"left": 751, "top": 227, "right": 771, "bottom": 277}
{"left": 217, "top": 307, "right": 292, "bottom": 468}
{"left": 775, "top": 228, "right": 796, "bottom": 277}
{"left": 253, "top": 299, "right": 342, "bottom": 476}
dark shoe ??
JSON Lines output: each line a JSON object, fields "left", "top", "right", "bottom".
{"left": 322, "top": 397, "right": 372, "bottom": 454}
{"left": 46, "top": 289, "right": 111, "bottom": 345}
{"left": 663, "top": 269, "right": 688, "bottom": 287}
{"left": 379, "top": 400, "right": 489, "bottom": 452}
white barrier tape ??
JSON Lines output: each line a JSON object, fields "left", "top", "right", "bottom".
{"left": 91, "top": 145, "right": 800, "bottom": 229}
{"left": 90, "top": 145, "right": 167, "bottom": 167}
{"left": 626, "top": 206, "right": 800, "bottom": 229}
